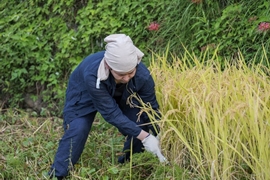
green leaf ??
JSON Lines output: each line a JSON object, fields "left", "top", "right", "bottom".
{"left": 108, "top": 166, "right": 118, "bottom": 174}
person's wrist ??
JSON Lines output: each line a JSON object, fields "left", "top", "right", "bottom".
{"left": 144, "top": 133, "right": 150, "bottom": 139}
{"left": 137, "top": 130, "right": 150, "bottom": 141}
{"left": 142, "top": 133, "right": 151, "bottom": 143}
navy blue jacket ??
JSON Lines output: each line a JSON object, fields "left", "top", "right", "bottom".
{"left": 63, "top": 51, "right": 159, "bottom": 137}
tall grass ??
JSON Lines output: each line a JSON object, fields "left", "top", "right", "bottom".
{"left": 148, "top": 49, "right": 270, "bottom": 179}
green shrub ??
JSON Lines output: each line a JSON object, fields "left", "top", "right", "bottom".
{"left": 0, "top": 0, "right": 269, "bottom": 115}
{"left": 0, "top": 0, "right": 168, "bottom": 115}
{"left": 0, "top": 0, "right": 77, "bottom": 116}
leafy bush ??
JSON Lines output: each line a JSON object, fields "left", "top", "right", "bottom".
{"left": 0, "top": 0, "right": 269, "bottom": 115}
{"left": 0, "top": 0, "right": 169, "bottom": 115}
{"left": 0, "top": 0, "right": 78, "bottom": 115}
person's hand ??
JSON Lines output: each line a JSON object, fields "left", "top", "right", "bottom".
{"left": 142, "top": 134, "right": 168, "bottom": 163}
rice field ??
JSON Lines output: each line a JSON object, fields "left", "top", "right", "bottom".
{"left": 148, "top": 50, "right": 270, "bottom": 180}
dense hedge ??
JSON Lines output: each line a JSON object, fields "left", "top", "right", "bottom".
{"left": 0, "top": 0, "right": 269, "bottom": 116}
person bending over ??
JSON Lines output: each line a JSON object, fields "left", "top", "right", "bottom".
{"left": 49, "top": 34, "right": 166, "bottom": 179}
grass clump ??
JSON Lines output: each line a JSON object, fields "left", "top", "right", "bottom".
{"left": 118, "top": 152, "right": 186, "bottom": 180}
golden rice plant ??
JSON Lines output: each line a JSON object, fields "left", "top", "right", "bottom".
{"left": 141, "top": 49, "right": 269, "bottom": 179}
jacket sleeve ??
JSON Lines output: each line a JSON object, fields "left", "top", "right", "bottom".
{"left": 137, "top": 74, "right": 161, "bottom": 135}
{"left": 84, "top": 73, "right": 142, "bottom": 137}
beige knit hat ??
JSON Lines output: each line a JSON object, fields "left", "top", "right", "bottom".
{"left": 96, "top": 34, "right": 144, "bottom": 89}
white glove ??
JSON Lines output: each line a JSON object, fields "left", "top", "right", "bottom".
{"left": 142, "top": 134, "right": 168, "bottom": 163}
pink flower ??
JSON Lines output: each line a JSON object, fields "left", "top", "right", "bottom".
{"left": 258, "top": 22, "right": 270, "bottom": 32}
{"left": 148, "top": 22, "right": 160, "bottom": 31}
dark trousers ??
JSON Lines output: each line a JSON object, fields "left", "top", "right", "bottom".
{"left": 49, "top": 107, "right": 150, "bottom": 177}
{"left": 49, "top": 112, "right": 96, "bottom": 177}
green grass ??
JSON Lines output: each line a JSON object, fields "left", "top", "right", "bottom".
{"left": 0, "top": 109, "right": 186, "bottom": 180}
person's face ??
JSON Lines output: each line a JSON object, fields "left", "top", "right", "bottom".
{"left": 110, "top": 66, "right": 137, "bottom": 84}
